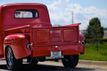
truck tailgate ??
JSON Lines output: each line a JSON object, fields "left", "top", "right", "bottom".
{"left": 32, "top": 25, "right": 79, "bottom": 47}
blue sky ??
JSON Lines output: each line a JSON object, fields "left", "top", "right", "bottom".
{"left": 0, "top": 0, "right": 107, "bottom": 30}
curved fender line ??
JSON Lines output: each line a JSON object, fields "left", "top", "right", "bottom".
{"left": 4, "top": 34, "right": 31, "bottom": 59}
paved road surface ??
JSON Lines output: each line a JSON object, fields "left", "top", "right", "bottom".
{"left": 0, "top": 60, "right": 107, "bottom": 71}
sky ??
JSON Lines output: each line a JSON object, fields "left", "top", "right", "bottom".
{"left": 0, "top": 0, "right": 107, "bottom": 30}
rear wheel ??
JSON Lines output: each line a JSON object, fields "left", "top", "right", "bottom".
{"left": 27, "top": 57, "right": 38, "bottom": 66}
{"left": 62, "top": 55, "right": 79, "bottom": 69}
{"left": 5, "top": 47, "right": 22, "bottom": 70}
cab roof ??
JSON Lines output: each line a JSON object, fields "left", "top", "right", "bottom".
{"left": 1, "top": 3, "right": 47, "bottom": 8}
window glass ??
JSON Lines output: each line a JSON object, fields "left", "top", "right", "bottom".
{"left": 15, "top": 10, "right": 38, "bottom": 18}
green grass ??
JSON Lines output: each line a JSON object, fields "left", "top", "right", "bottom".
{"left": 80, "top": 43, "right": 107, "bottom": 61}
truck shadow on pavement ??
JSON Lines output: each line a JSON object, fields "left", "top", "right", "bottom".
{"left": 0, "top": 64, "right": 95, "bottom": 71}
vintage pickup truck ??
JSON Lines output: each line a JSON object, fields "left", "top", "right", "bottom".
{"left": 0, "top": 3, "right": 85, "bottom": 70}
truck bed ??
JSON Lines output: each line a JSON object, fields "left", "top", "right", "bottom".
{"left": 32, "top": 24, "right": 79, "bottom": 46}
{"left": 31, "top": 24, "right": 83, "bottom": 57}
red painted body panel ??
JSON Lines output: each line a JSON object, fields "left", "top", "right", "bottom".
{"left": 4, "top": 34, "right": 31, "bottom": 59}
{"left": 31, "top": 25, "right": 84, "bottom": 57}
{"left": 32, "top": 26, "right": 79, "bottom": 46}
{"left": 3, "top": 3, "right": 51, "bottom": 30}
{"left": 0, "top": 3, "right": 51, "bottom": 59}
{"left": 0, "top": 6, "right": 4, "bottom": 57}
{"left": 0, "top": 3, "right": 85, "bottom": 60}
{"left": 32, "top": 44, "right": 84, "bottom": 57}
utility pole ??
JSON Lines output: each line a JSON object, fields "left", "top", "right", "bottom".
{"left": 72, "top": 11, "right": 74, "bottom": 24}
{"left": 72, "top": 0, "right": 74, "bottom": 24}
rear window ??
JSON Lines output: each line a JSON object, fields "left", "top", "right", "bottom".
{"left": 15, "top": 9, "right": 38, "bottom": 18}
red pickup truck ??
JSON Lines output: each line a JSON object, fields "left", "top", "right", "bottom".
{"left": 0, "top": 3, "right": 85, "bottom": 70}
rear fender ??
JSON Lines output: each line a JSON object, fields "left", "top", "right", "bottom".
{"left": 79, "top": 33, "right": 85, "bottom": 54}
{"left": 4, "top": 34, "right": 31, "bottom": 59}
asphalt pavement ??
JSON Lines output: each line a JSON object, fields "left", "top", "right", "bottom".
{"left": 0, "top": 60, "right": 107, "bottom": 71}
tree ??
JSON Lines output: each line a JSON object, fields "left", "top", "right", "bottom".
{"left": 85, "top": 17, "right": 104, "bottom": 51}
{"left": 85, "top": 17, "right": 104, "bottom": 43}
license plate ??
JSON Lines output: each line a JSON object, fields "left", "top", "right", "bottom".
{"left": 51, "top": 51, "right": 62, "bottom": 59}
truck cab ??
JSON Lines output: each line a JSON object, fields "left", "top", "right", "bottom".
{"left": 0, "top": 3, "right": 85, "bottom": 70}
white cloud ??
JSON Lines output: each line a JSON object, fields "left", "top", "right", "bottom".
{"left": 46, "top": 0, "right": 107, "bottom": 30}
